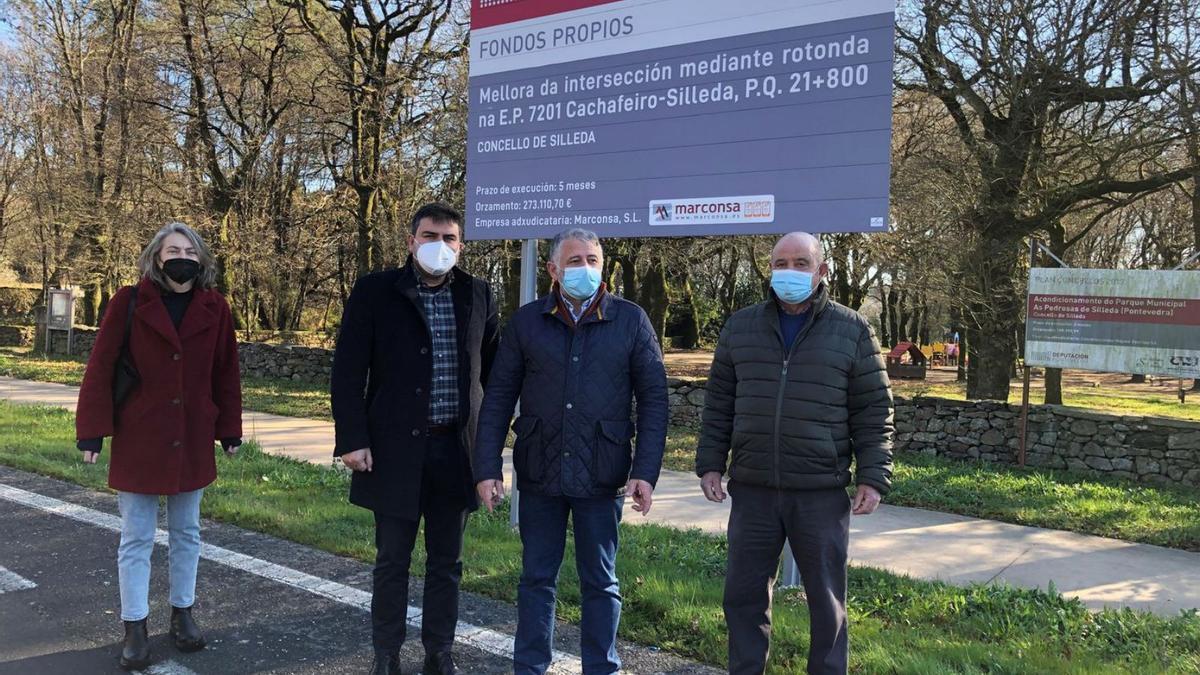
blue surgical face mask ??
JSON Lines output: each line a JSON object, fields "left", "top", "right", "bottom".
{"left": 771, "top": 269, "right": 815, "bottom": 304}
{"left": 560, "top": 265, "right": 601, "bottom": 301}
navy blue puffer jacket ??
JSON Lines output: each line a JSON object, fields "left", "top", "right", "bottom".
{"left": 473, "top": 290, "right": 668, "bottom": 497}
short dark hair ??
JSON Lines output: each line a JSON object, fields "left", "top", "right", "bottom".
{"left": 410, "top": 202, "right": 463, "bottom": 235}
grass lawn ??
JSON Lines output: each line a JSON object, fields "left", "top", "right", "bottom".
{"left": 663, "top": 432, "right": 1200, "bottom": 552}
{"left": 886, "top": 452, "right": 1200, "bottom": 552}
{"left": 662, "top": 437, "right": 1200, "bottom": 552}
{"left": 238, "top": 375, "right": 332, "bottom": 420}
{"left": 0, "top": 347, "right": 86, "bottom": 385}
{"left": 663, "top": 426, "right": 700, "bottom": 475}
{"left": 892, "top": 379, "right": 1200, "bottom": 422}
{"left": 2, "top": 401, "right": 1199, "bottom": 673}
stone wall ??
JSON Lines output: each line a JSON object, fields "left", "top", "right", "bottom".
{"left": 660, "top": 382, "right": 1200, "bottom": 489}
{"left": 66, "top": 331, "right": 332, "bottom": 382}
{"left": 48, "top": 327, "right": 98, "bottom": 356}
{"left": 237, "top": 342, "right": 333, "bottom": 382}
{"left": 0, "top": 325, "right": 35, "bottom": 347}
{"left": 668, "top": 377, "right": 707, "bottom": 428}
{"left": 896, "top": 396, "right": 1200, "bottom": 488}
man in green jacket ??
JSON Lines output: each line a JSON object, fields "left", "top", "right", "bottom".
{"left": 696, "top": 232, "right": 894, "bottom": 675}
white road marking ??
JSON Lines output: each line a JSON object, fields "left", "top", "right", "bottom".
{"left": 0, "top": 483, "right": 583, "bottom": 673}
{"left": 0, "top": 566, "right": 36, "bottom": 594}
{"left": 145, "top": 660, "right": 200, "bottom": 675}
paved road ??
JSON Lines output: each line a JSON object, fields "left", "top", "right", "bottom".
{"left": 3, "top": 376, "right": 1200, "bottom": 616}
{"left": 0, "top": 467, "right": 717, "bottom": 675}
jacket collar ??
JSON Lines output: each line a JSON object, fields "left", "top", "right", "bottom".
{"left": 393, "top": 257, "right": 465, "bottom": 294}
{"left": 134, "top": 276, "right": 219, "bottom": 349}
{"left": 541, "top": 284, "right": 613, "bottom": 327}
{"left": 763, "top": 281, "right": 830, "bottom": 340}
{"left": 394, "top": 259, "right": 474, "bottom": 343}
{"left": 767, "top": 281, "right": 830, "bottom": 316}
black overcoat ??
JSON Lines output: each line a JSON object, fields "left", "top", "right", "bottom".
{"left": 331, "top": 261, "right": 499, "bottom": 518}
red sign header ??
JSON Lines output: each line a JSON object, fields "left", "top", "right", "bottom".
{"left": 471, "top": 0, "right": 625, "bottom": 30}
{"left": 1027, "top": 294, "right": 1200, "bottom": 326}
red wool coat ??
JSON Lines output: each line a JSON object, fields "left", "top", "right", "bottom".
{"left": 76, "top": 277, "right": 243, "bottom": 495}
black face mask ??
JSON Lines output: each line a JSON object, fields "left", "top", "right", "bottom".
{"left": 162, "top": 258, "right": 201, "bottom": 285}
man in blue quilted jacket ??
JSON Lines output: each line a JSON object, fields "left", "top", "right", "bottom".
{"left": 473, "top": 228, "right": 668, "bottom": 675}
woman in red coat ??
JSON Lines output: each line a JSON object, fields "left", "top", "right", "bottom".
{"left": 75, "top": 222, "right": 242, "bottom": 670}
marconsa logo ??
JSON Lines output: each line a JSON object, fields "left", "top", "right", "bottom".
{"left": 649, "top": 195, "right": 775, "bottom": 225}
{"left": 1171, "top": 355, "right": 1200, "bottom": 367}
{"left": 674, "top": 201, "right": 742, "bottom": 215}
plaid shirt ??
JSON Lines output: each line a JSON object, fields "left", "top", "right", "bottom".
{"left": 418, "top": 275, "right": 460, "bottom": 425}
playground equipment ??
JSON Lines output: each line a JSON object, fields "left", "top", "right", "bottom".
{"left": 886, "top": 342, "right": 928, "bottom": 379}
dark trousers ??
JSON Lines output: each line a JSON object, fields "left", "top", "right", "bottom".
{"left": 514, "top": 492, "right": 624, "bottom": 675}
{"left": 723, "top": 482, "right": 850, "bottom": 675}
{"left": 371, "top": 435, "right": 469, "bottom": 654}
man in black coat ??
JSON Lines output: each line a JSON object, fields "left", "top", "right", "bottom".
{"left": 330, "top": 203, "right": 499, "bottom": 675}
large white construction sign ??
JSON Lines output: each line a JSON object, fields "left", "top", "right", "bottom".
{"left": 1026, "top": 268, "right": 1200, "bottom": 378}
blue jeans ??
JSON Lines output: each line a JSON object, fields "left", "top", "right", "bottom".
{"left": 514, "top": 492, "right": 623, "bottom": 675}
{"left": 117, "top": 489, "right": 204, "bottom": 621}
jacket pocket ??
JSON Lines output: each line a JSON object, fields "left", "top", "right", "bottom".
{"left": 512, "top": 415, "right": 542, "bottom": 482}
{"left": 814, "top": 426, "right": 840, "bottom": 470}
{"left": 594, "top": 419, "right": 634, "bottom": 489}
{"left": 199, "top": 399, "right": 220, "bottom": 436}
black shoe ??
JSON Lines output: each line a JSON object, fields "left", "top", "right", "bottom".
{"left": 370, "top": 649, "right": 401, "bottom": 675}
{"left": 423, "top": 651, "right": 456, "bottom": 675}
{"left": 169, "top": 605, "right": 207, "bottom": 652}
{"left": 118, "top": 619, "right": 151, "bottom": 670}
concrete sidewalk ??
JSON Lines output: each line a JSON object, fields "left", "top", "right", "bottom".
{"left": 3, "top": 375, "right": 1199, "bottom": 616}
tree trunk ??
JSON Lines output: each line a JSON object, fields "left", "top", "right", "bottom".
{"left": 675, "top": 265, "right": 701, "bottom": 349}
{"left": 833, "top": 244, "right": 852, "bottom": 306}
{"left": 964, "top": 237, "right": 1023, "bottom": 401}
{"left": 908, "top": 296, "right": 924, "bottom": 346}
{"left": 355, "top": 185, "right": 380, "bottom": 275}
{"left": 641, "top": 253, "right": 669, "bottom": 345}
{"left": 720, "top": 245, "right": 739, "bottom": 317}
{"left": 503, "top": 242, "right": 521, "bottom": 318}
{"left": 957, "top": 328, "right": 968, "bottom": 382}
{"left": 918, "top": 301, "right": 931, "bottom": 346}
{"left": 1192, "top": 170, "right": 1199, "bottom": 391}
{"left": 886, "top": 286, "right": 900, "bottom": 345}
{"left": 618, "top": 254, "right": 638, "bottom": 306}
{"left": 1044, "top": 367, "right": 1063, "bottom": 405}
{"left": 877, "top": 276, "right": 891, "bottom": 348}
{"left": 536, "top": 240, "right": 552, "bottom": 297}
{"left": 1039, "top": 229, "right": 1070, "bottom": 404}
{"left": 82, "top": 283, "right": 102, "bottom": 327}
{"left": 894, "top": 290, "right": 909, "bottom": 343}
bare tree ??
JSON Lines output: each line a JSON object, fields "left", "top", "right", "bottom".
{"left": 897, "top": 0, "right": 1199, "bottom": 400}
{"left": 13, "top": 0, "right": 143, "bottom": 321}
{"left": 289, "top": 0, "right": 461, "bottom": 277}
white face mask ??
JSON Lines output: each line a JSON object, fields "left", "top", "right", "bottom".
{"left": 415, "top": 241, "right": 458, "bottom": 277}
